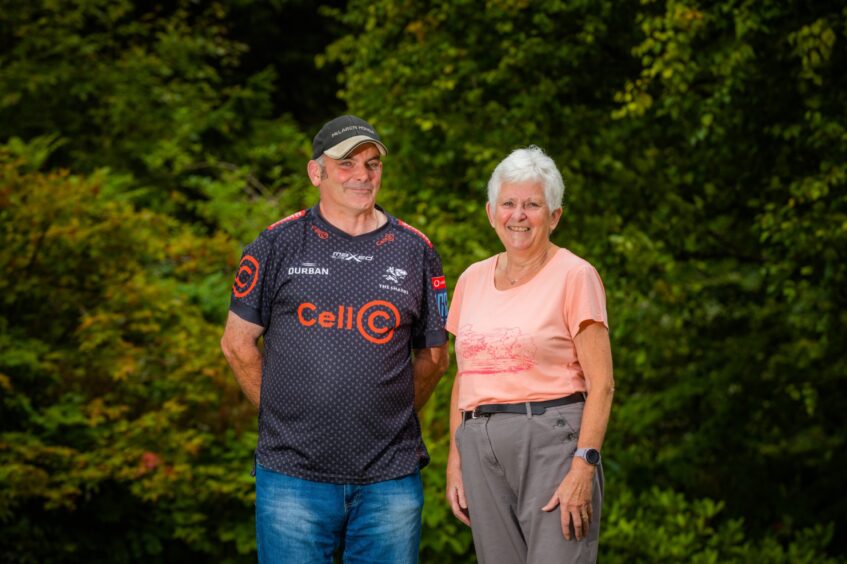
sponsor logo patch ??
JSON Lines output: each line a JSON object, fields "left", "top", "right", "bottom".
{"left": 436, "top": 290, "right": 448, "bottom": 324}
{"left": 431, "top": 276, "right": 448, "bottom": 324}
{"left": 233, "top": 255, "right": 260, "bottom": 298}
{"left": 332, "top": 251, "right": 373, "bottom": 262}
{"left": 311, "top": 225, "right": 329, "bottom": 239}
{"left": 297, "top": 300, "right": 401, "bottom": 345}
{"left": 376, "top": 233, "right": 395, "bottom": 246}
{"left": 288, "top": 262, "right": 330, "bottom": 276}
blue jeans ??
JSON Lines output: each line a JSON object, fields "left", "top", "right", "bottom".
{"left": 255, "top": 463, "right": 423, "bottom": 563}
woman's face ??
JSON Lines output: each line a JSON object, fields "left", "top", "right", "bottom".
{"left": 486, "top": 180, "right": 562, "bottom": 255}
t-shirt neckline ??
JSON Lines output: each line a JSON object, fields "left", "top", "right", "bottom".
{"left": 311, "top": 203, "right": 392, "bottom": 241}
{"left": 490, "top": 247, "right": 564, "bottom": 293}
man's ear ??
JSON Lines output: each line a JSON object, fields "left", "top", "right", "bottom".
{"left": 307, "top": 160, "right": 322, "bottom": 187}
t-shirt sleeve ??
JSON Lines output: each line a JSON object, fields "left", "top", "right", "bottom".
{"left": 411, "top": 245, "right": 449, "bottom": 349}
{"left": 229, "top": 231, "right": 277, "bottom": 327}
{"left": 445, "top": 269, "right": 466, "bottom": 336}
{"left": 564, "top": 263, "right": 609, "bottom": 337}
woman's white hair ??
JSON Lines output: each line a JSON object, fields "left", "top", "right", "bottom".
{"left": 487, "top": 145, "right": 564, "bottom": 210}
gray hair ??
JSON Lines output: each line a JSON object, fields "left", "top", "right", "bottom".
{"left": 487, "top": 146, "right": 564, "bottom": 210}
{"left": 315, "top": 155, "right": 327, "bottom": 178}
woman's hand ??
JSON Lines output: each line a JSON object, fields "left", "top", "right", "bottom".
{"left": 541, "top": 321, "right": 612, "bottom": 540}
{"left": 541, "top": 459, "right": 595, "bottom": 540}
{"left": 446, "top": 452, "right": 471, "bottom": 526}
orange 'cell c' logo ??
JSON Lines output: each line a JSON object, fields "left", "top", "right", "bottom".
{"left": 297, "top": 300, "right": 401, "bottom": 344}
{"left": 233, "top": 255, "right": 260, "bottom": 298}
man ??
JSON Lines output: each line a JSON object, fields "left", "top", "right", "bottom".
{"left": 220, "top": 115, "right": 450, "bottom": 563}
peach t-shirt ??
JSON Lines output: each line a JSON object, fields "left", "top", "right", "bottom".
{"left": 445, "top": 248, "right": 608, "bottom": 411}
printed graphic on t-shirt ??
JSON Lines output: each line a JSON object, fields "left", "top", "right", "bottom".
{"left": 455, "top": 324, "right": 537, "bottom": 375}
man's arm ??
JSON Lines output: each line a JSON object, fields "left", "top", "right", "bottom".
{"left": 412, "top": 343, "right": 450, "bottom": 412}
{"left": 220, "top": 311, "right": 265, "bottom": 409}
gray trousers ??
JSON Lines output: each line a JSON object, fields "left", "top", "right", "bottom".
{"left": 456, "top": 402, "right": 603, "bottom": 564}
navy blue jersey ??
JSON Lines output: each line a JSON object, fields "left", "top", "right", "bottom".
{"left": 230, "top": 205, "right": 448, "bottom": 484}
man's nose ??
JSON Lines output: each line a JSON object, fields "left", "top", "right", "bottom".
{"left": 351, "top": 161, "right": 370, "bottom": 181}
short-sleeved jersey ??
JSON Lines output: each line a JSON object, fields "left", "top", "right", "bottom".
{"left": 445, "top": 248, "right": 607, "bottom": 411}
{"left": 230, "top": 205, "right": 448, "bottom": 484}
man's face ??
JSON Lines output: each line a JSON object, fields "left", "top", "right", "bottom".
{"left": 309, "top": 144, "right": 383, "bottom": 215}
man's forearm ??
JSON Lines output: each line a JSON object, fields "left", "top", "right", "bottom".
{"left": 412, "top": 344, "right": 449, "bottom": 412}
{"left": 221, "top": 312, "right": 266, "bottom": 409}
{"left": 224, "top": 345, "right": 263, "bottom": 408}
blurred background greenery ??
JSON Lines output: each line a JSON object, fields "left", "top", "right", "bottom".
{"left": 1, "top": 0, "right": 845, "bottom": 562}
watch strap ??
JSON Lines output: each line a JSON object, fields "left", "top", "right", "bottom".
{"left": 574, "top": 447, "right": 601, "bottom": 465}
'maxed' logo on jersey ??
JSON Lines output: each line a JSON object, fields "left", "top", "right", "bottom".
{"left": 332, "top": 251, "right": 373, "bottom": 262}
{"left": 297, "top": 300, "right": 401, "bottom": 345}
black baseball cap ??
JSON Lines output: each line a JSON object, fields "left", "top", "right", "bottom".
{"left": 311, "top": 115, "right": 388, "bottom": 160}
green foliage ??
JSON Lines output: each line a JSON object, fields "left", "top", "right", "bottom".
{"left": 419, "top": 374, "right": 475, "bottom": 562}
{"left": 0, "top": 140, "right": 256, "bottom": 562}
{"left": 601, "top": 486, "right": 838, "bottom": 563}
{"left": 328, "top": 0, "right": 847, "bottom": 558}
{"left": 2, "top": 1, "right": 246, "bottom": 174}
{"left": 2, "top": 0, "right": 846, "bottom": 560}
{"left": 0, "top": 0, "right": 312, "bottom": 239}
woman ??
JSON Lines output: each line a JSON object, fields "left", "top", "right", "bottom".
{"left": 445, "top": 146, "right": 614, "bottom": 564}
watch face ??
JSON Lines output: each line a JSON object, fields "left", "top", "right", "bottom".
{"left": 585, "top": 449, "right": 601, "bottom": 465}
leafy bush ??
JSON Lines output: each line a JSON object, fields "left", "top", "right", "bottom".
{"left": 0, "top": 140, "right": 256, "bottom": 562}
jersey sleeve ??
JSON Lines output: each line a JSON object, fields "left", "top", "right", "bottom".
{"left": 411, "top": 245, "right": 449, "bottom": 349}
{"left": 564, "top": 263, "right": 609, "bottom": 337}
{"left": 445, "top": 269, "right": 466, "bottom": 336}
{"left": 229, "top": 231, "right": 277, "bottom": 327}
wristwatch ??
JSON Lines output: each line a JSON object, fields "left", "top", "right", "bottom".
{"left": 574, "top": 447, "right": 601, "bottom": 465}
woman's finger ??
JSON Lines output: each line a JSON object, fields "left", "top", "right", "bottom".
{"left": 449, "top": 486, "right": 471, "bottom": 526}
{"left": 541, "top": 492, "right": 561, "bottom": 512}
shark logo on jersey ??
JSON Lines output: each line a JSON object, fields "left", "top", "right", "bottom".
{"left": 383, "top": 267, "right": 407, "bottom": 284}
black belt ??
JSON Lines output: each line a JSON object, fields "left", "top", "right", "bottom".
{"left": 463, "top": 394, "right": 585, "bottom": 421}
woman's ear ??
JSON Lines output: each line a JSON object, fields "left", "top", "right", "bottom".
{"left": 550, "top": 207, "right": 563, "bottom": 232}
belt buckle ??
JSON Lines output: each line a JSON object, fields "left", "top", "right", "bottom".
{"left": 470, "top": 408, "right": 482, "bottom": 420}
